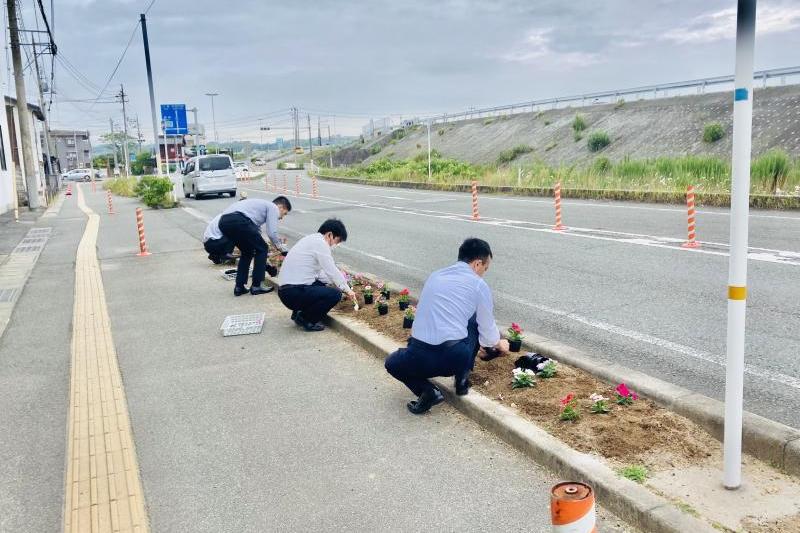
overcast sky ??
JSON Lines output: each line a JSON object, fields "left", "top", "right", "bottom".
{"left": 7, "top": 0, "right": 800, "bottom": 144}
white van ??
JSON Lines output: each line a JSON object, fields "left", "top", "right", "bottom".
{"left": 182, "top": 154, "right": 237, "bottom": 199}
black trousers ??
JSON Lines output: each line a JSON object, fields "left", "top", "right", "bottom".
{"left": 385, "top": 315, "right": 479, "bottom": 396}
{"left": 218, "top": 212, "right": 267, "bottom": 287}
{"left": 203, "top": 236, "right": 234, "bottom": 262}
{"left": 278, "top": 280, "right": 342, "bottom": 323}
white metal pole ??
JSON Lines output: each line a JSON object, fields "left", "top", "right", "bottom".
{"left": 723, "top": 0, "right": 757, "bottom": 491}
{"left": 427, "top": 119, "right": 432, "bottom": 182}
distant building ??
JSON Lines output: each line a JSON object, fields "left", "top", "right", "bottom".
{"left": 158, "top": 134, "right": 185, "bottom": 163}
{"left": 46, "top": 129, "right": 91, "bottom": 174}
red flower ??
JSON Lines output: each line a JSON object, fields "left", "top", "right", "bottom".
{"left": 616, "top": 383, "right": 630, "bottom": 398}
{"left": 560, "top": 393, "right": 575, "bottom": 406}
{"left": 511, "top": 323, "right": 522, "bottom": 334}
{"left": 400, "top": 288, "right": 409, "bottom": 296}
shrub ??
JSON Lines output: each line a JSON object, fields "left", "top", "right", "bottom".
{"left": 496, "top": 144, "right": 533, "bottom": 165}
{"left": 614, "top": 98, "right": 625, "bottom": 109}
{"left": 391, "top": 128, "right": 406, "bottom": 140}
{"left": 370, "top": 144, "right": 382, "bottom": 155}
{"left": 483, "top": 118, "right": 494, "bottom": 125}
{"left": 572, "top": 114, "right": 587, "bottom": 133}
{"left": 103, "top": 176, "right": 138, "bottom": 197}
{"left": 544, "top": 120, "right": 552, "bottom": 126}
{"left": 703, "top": 123, "right": 725, "bottom": 143}
{"left": 587, "top": 131, "right": 611, "bottom": 152}
{"left": 592, "top": 157, "right": 612, "bottom": 174}
{"left": 751, "top": 149, "right": 790, "bottom": 192}
{"left": 416, "top": 143, "right": 422, "bottom": 149}
{"left": 437, "top": 128, "right": 445, "bottom": 136}
{"left": 135, "top": 175, "right": 175, "bottom": 208}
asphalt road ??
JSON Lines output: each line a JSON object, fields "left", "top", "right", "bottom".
{"left": 183, "top": 168, "right": 800, "bottom": 430}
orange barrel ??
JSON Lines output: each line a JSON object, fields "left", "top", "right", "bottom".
{"left": 550, "top": 482, "right": 596, "bottom": 533}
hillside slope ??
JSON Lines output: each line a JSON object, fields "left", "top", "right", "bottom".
{"left": 345, "top": 85, "right": 800, "bottom": 168}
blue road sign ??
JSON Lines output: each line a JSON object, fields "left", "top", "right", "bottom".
{"left": 198, "top": 144, "right": 207, "bottom": 155}
{"left": 160, "top": 104, "right": 189, "bottom": 135}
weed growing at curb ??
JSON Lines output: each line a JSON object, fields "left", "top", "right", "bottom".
{"left": 703, "top": 122, "right": 725, "bottom": 143}
{"left": 620, "top": 465, "right": 648, "bottom": 483}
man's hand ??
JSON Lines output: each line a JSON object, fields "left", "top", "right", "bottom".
{"left": 495, "top": 339, "right": 511, "bottom": 353}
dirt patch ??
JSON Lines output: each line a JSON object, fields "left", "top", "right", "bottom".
{"left": 743, "top": 514, "right": 800, "bottom": 533}
{"left": 334, "top": 282, "right": 718, "bottom": 471}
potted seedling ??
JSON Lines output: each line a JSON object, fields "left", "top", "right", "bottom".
{"left": 377, "top": 281, "right": 390, "bottom": 300}
{"left": 507, "top": 323, "right": 524, "bottom": 352}
{"left": 403, "top": 305, "right": 415, "bottom": 328}
{"left": 363, "top": 285, "right": 374, "bottom": 305}
{"left": 398, "top": 288, "right": 411, "bottom": 310}
{"left": 376, "top": 296, "right": 389, "bottom": 316}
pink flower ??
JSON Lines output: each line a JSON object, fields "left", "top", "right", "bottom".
{"left": 511, "top": 323, "right": 522, "bottom": 334}
{"left": 616, "top": 383, "right": 630, "bottom": 398}
{"left": 400, "top": 288, "right": 409, "bottom": 296}
{"left": 632, "top": 392, "right": 639, "bottom": 401}
{"left": 560, "top": 393, "right": 575, "bottom": 406}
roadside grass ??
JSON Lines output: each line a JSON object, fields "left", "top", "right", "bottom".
{"left": 619, "top": 465, "right": 649, "bottom": 483}
{"left": 322, "top": 151, "right": 800, "bottom": 195}
{"left": 103, "top": 176, "right": 138, "bottom": 197}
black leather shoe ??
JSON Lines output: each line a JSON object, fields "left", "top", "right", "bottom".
{"left": 250, "top": 285, "right": 274, "bottom": 295}
{"left": 265, "top": 264, "right": 278, "bottom": 277}
{"left": 455, "top": 376, "right": 470, "bottom": 396}
{"left": 407, "top": 388, "right": 444, "bottom": 414}
{"left": 302, "top": 320, "right": 325, "bottom": 332}
{"left": 233, "top": 285, "right": 248, "bottom": 296}
{"left": 209, "top": 254, "right": 223, "bottom": 264}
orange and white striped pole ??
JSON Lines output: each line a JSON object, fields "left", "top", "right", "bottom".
{"left": 553, "top": 181, "right": 566, "bottom": 231}
{"left": 106, "top": 189, "right": 114, "bottom": 214}
{"left": 272, "top": 174, "right": 278, "bottom": 192}
{"left": 66, "top": 184, "right": 72, "bottom": 197}
{"left": 295, "top": 175, "right": 301, "bottom": 196}
{"left": 551, "top": 482, "right": 596, "bottom": 533}
{"left": 135, "top": 207, "right": 151, "bottom": 256}
{"left": 91, "top": 177, "right": 96, "bottom": 193}
{"left": 682, "top": 184, "right": 700, "bottom": 248}
{"left": 312, "top": 176, "right": 319, "bottom": 199}
{"left": 471, "top": 180, "right": 480, "bottom": 221}
{"left": 282, "top": 176, "right": 288, "bottom": 194}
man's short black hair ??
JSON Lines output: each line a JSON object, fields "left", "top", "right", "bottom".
{"left": 318, "top": 218, "right": 347, "bottom": 242}
{"left": 273, "top": 196, "right": 292, "bottom": 211}
{"left": 458, "top": 238, "right": 492, "bottom": 263}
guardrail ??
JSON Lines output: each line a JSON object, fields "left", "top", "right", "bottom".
{"left": 413, "top": 66, "right": 800, "bottom": 126}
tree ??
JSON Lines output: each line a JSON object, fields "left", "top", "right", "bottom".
{"left": 130, "top": 151, "right": 155, "bottom": 175}
{"left": 100, "top": 131, "right": 137, "bottom": 165}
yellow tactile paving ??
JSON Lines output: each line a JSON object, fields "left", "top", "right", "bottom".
{"left": 64, "top": 184, "right": 149, "bottom": 533}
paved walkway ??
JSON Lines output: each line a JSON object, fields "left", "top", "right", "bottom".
{"left": 0, "top": 184, "right": 635, "bottom": 532}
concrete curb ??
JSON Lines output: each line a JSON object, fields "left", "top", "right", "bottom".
{"left": 324, "top": 311, "right": 716, "bottom": 533}
{"left": 314, "top": 174, "right": 800, "bottom": 210}
{"left": 522, "top": 333, "right": 800, "bottom": 477}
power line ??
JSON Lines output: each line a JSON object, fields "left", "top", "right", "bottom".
{"left": 88, "top": 19, "right": 140, "bottom": 110}
{"left": 35, "top": 0, "right": 55, "bottom": 54}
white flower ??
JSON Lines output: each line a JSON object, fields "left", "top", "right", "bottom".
{"left": 512, "top": 368, "right": 535, "bottom": 378}
{"left": 364, "top": 285, "right": 372, "bottom": 290}
{"left": 589, "top": 393, "right": 608, "bottom": 402}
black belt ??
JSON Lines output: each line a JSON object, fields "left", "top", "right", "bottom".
{"left": 409, "top": 337, "right": 464, "bottom": 351}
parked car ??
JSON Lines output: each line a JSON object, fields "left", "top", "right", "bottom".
{"left": 234, "top": 162, "right": 250, "bottom": 173}
{"left": 253, "top": 158, "right": 265, "bottom": 166}
{"left": 61, "top": 168, "right": 101, "bottom": 182}
{"left": 182, "top": 154, "right": 237, "bottom": 199}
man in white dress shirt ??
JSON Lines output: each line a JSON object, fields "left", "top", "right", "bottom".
{"left": 202, "top": 213, "right": 235, "bottom": 264}
{"left": 385, "top": 238, "right": 510, "bottom": 414}
{"left": 278, "top": 219, "right": 357, "bottom": 331}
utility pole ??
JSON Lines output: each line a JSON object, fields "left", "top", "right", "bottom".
{"left": 317, "top": 116, "right": 321, "bottom": 146}
{"left": 134, "top": 115, "right": 143, "bottom": 153}
{"left": 7, "top": 0, "right": 40, "bottom": 208}
{"left": 205, "top": 92, "right": 219, "bottom": 145}
{"left": 32, "top": 42, "right": 54, "bottom": 193}
{"left": 723, "top": 0, "right": 757, "bottom": 491}
{"left": 307, "top": 113, "right": 313, "bottom": 160}
{"left": 74, "top": 130, "right": 79, "bottom": 168}
{"left": 140, "top": 13, "right": 162, "bottom": 176}
{"left": 118, "top": 84, "right": 131, "bottom": 176}
{"left": 109, "top": 118, "right": 119, "bottom": 173}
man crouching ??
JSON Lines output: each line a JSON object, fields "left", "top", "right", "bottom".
{"left": 385, "top": 238, "right": 509, "bottom": 414}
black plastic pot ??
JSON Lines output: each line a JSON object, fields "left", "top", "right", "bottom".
{"left": 378, "top": 306, "right": 388, "bottom": 316}
{"left": 403, "top": 317, "right": 413, "bottom": 329}
{"left": 399, "top": 301, "right": 409, "bottom": 310}
{"left": 381, "top": 290, "right": 391, "bottom": 300}
{"left": 509, "top": 339, "right": 522, "bottom": 352}
{"left": 364, "top": 294, "right": 374, "bottom": 305}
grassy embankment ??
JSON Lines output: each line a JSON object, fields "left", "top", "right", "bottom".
{"left": 321, "top": 149, "right": 800, "bottom": 195}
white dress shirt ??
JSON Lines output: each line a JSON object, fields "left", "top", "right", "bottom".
{"left": 411, "top": 261, "right": 501, "bottom": 347}
{"left": 203, "top": 214, "right": 223, "bottom": 242}
{"left": 222, "top": 199, "right": 286, "bottom": 251}
{"left": 279, "top": 233, "right": 349, "bottom": 291}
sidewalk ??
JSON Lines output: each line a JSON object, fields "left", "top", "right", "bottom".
{"left": 0, "top": 186, "right": 635, "bottom": 532}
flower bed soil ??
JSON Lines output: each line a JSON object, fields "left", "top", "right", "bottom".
{"left": 333, "top": 283, "right": 718, "bottom": 472}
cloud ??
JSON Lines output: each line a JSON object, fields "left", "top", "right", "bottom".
{"left": 500, "top": 28, "right": 600, "bottom": 67}
{"left": 662, "top": 3, "right": 800, "bottom": 44}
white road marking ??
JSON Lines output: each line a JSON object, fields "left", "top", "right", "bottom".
{"left": 370, "top": 194, "right": 408, "bottom": 200}
{"left": 244, "top": 185, "right": 800, "bottom": 266}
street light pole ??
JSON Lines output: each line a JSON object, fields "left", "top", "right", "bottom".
{"left": 140, "top": 13, "right": 162, "bottom": 177}
{"left": 723, "top": 0, "right": 757, "bottom": 491}
{"left": 426, "top": 119, "right": 432, "bottom": 182}
{"left": 205, "top": 92, "right": 219, "bottom": 145}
